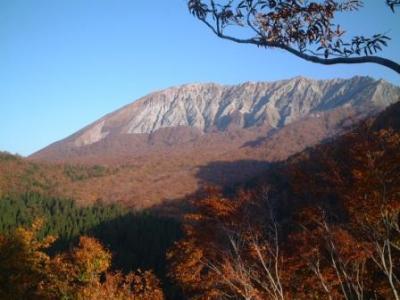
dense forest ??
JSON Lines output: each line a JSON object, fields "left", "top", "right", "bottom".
{"left": 168, "top": 102, "right": 400, "bottom": 299}
{"left": 0, "top": 194, "right": 182, "bottom": 299}
{"left": 0, "top": 102, "right": 399, "bottom": 299}
{"left": 0, "top": 220, "right": 166, "bottom": 299}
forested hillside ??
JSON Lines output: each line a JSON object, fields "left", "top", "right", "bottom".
{"left": 168, "top": 102, "right": 400, "bottom": 299}
{"left": 0, "top": 154, "right": 121, "bottom": 206}
{"left": 0, "top": 102, "right": 398, "bottom": 299}
{"left": 0, "top": 194, "right": 182, "bottom": 299}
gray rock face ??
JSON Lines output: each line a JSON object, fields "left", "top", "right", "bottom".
{"left": 57, "top": 76, "right": 400, "bottom": 148}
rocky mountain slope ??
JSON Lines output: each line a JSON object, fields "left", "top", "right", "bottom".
{"left": 28, "top": 76, "right": 399, "bottom": 208}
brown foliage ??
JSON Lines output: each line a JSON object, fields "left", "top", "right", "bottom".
{"left": 168, "top": 105, "right": 400, "bottom": 299}
{"left": 168, "top": 187, "right": 285, "bottom": 299}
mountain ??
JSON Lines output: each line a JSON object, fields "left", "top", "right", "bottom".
{"left": 31, "top": 76, "right": 398, "bottom": 161}
{"left": 27, "top": 76, "right": 399, "bottom": 208}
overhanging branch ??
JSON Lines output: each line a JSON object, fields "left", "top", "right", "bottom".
{"left": 280, "top": 44, "right": 400, "bottom": 74}
{"left": 201, "top": 19, "right": 400, "bottom": 74}
{"left": 191, "top": 0, "right": 400, "bottom": 75}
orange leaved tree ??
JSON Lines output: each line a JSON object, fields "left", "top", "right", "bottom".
{"left": 0, "top": 220, "right": 165, "bottom": 300}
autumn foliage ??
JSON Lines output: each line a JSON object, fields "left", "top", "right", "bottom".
{"left": 0, "top": 220, "right": 164, "bottom": 300}
{"left": 168, "top": 103, "right": 400, "bottom": 299}
{"left": 1, "top": 104, "right": 399, "bottom": 299}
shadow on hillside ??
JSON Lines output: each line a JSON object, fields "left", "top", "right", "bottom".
{"left": 146, "top": 159, "right": 276, "bottom": 218}
{"left": 52, "top": 213, "right": 182, "bottom": 273}
{"left": 195, "top": 159, "right": 272, "bottom": 188}
{"left": 50, "top": 212, "right": 183, "bottom": 298}
{"left": 50, "top": 158, "right": 277, "bottom": 298}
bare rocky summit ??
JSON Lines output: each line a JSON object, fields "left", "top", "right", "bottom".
{"left": 32, "top": 76, "right": 399, "bottom": 161}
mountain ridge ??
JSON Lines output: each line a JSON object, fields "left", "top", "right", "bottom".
{"left": 31, "top": 76, "right": 399, "bottom": 163}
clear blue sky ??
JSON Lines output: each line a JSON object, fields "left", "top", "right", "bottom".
{"left": 0, "top": 0, "right": 399, "bottom": 156}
